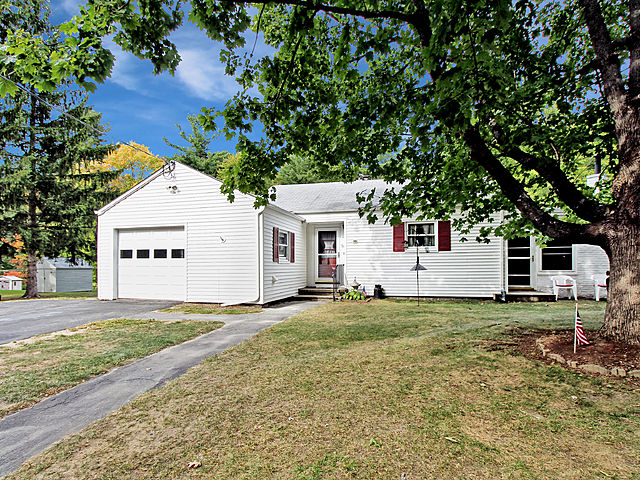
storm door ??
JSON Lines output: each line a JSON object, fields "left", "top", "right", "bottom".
{"left": 507, "top": 237, "right": 533, "bottom": 289}
{"left": 316, "top": 230, "right": 338, "bottom": 281}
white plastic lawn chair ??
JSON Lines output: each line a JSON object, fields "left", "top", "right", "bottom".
{"left": 591, "top": 274, "right": 608, "bottom": 301}
{"left": 550, "top": 275, "right": 577, "bottom": 300}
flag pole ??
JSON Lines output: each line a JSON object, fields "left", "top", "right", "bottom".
{"left": 573, "top": 302, "right": 578, "bottom": 354}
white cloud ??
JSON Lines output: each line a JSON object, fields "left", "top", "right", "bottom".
{"left": 175, "top": 49, "right": 241, "bottom": 101}
{"left": 59, "top": 0, "right": 80, "bottom": 15}
{"left": 102, "top": 38, "right": 150, "bottom": 94}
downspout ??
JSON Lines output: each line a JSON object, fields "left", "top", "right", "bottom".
{"left": 500, "top": 211, "right": 507, "bottom": 297}
{"left": 257, "top": 207, "right": 264, "bottom": 304}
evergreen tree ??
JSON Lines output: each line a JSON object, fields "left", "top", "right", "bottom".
{"left": 0, "top": 1, "right": 114, "bottom": 297}
{"left": 164, "top": 115, "right": 229, "bottom": 177}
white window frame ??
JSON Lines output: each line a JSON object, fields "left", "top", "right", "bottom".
{"left": 278, "top": 230, "right": 290, "bottom": 261}
{"left": 538, "top": 242, "right": 575, "bottom": 272}
{"left": 406, "top": 222, "right": 437, "bottom": 248}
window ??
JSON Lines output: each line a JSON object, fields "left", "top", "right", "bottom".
{"left": 279, "top": 231, "right": 289, "bottom": 259}
{"left": 120, "top": 249, "right": 133, "bottom": 259}
{"left": 154, "top": 249, "right": 167, "bottom": 258}
{"left": 541, "top": 241, "right": 573, "bottom": 270}
{"left": 407, "top": 223, "right": 436, "bottom": 247}
{"left": 171, "top": 249, "right": 184, "bottom": 259}
{"left": 136, "top": 249, "right": 150, "bottom": 259}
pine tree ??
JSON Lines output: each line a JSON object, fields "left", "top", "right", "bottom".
{"left": 0, "top": 0, "right": 115, "bottom": 297}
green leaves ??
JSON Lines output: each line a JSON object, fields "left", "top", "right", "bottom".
{"left": 3, "top": 0, "right": 627, "bottom": 243}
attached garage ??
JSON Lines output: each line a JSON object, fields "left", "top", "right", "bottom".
{"left": 117, "top": 227, "right": 185, "bottom": 301}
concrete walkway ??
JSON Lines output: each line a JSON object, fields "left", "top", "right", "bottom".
{"left": 0, "top": 300, "right": 324, "bottom": 477}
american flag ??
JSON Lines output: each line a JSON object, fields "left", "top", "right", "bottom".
{"left": 574, "top": 306, "right": 590, "bottom": 351}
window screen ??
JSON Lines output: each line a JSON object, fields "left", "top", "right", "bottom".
{"left": 154, "top": 249, "right": 167, "bottom": 258}
{"left": 171, "top": 249, "right": 185, "bottom": 259}
{"left": 120, "top": 250, "right": 133, "bottom": 259}
{"left": 541, "top": 241, "right": 573, "bottom": 270}
{"left": 136, "top": 249, "right": 150, "bottom": 259}
{"left": 278, "top": 231, "right": 289, "bottom": 258}
{"left": 407, "top": 223, "right": 436, "bottom": 247}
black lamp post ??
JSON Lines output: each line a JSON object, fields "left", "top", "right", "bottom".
{"left": 409, "top": 246, "right": 427, "bottom": 305}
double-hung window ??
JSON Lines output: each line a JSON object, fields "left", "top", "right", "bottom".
{"left": 278, "top": 231, "right": 289, "bottom": 260}
{"left": 406, "top": 223, "right": 436, "bottom": 247}
{"left": 541, "top": 241, "right": 573, "bottom": 270}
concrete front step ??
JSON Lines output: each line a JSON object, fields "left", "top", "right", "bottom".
{"left": 298, "top": 286, "right": 346, "bottom": 296}
{"left": 294, "top": 294, "right": 335, "bottom": 301}
{"left": 493, "top": 291, "right": 557, "bottom": 302}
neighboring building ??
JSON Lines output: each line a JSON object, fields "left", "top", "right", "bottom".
{"left": 95, "top": 161, "right": 609, "bottom": 303}
{"left": 0, "top": 275, "right": 23, "bottom": 291}
{"left": 37, "top": 257, "right": 94, "bottom": 293}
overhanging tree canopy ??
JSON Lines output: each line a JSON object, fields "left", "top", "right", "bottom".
{"left": 1, "top": 0, "right": 639, "bottom": 342}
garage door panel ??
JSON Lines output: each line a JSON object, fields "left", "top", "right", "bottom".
{"left": 117, "top": 228, "right": 185, "bottom": 301}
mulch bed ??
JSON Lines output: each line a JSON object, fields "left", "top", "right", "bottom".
{"left": 515, "top": 329, "right": 640, "bottom": 373}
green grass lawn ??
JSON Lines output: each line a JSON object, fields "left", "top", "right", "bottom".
{"left": 159, "top": 303, "right": 263, "bottom": 314}
{"left": 0, "top": 289, "right": 97, "bottom": 301}
{"left": 0, "top": 318, "right": 223, "bottom": 418}
{"left": 8, "top": 300, "right": 640, "bottom": 480}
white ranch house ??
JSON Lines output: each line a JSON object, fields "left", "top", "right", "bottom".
{"left": 96, "top": 162, "right": 609, "bottom": 303}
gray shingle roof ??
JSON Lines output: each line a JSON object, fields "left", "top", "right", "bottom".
{"left": 271, "top": 179, "right": 401, "bottom": 214}
{"left": 0, "top": 275, "right": 23, "bottom": 281}
{"left": 40, "top": 257, "right": 93, "bottom": 269}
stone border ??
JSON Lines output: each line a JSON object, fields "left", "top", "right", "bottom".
{"left": 535, "top": 337, "right": 640, "bottom": 378}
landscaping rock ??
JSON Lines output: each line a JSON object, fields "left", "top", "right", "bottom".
{"left": 628, "top": 369, "right": 640, "bottom": 378}
{"left": 548, "top": 353, "right": 566, "bottom": 364}
{"left": 567, "top": 361, "right": 578, "bottom": 368}
{"left": 610, "top": 367, "right": 627, "bottom": 377}
{"left": 579, "top": 364, "right": 609, "bottom": 375}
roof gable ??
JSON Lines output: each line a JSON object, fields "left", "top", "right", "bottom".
{"left": 96, "top": 161, "right": 247, "bottom": 216}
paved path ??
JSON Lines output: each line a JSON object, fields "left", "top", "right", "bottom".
{"left": 0, "top": 300, "right": 324, "bottom": 477}
{"left": 0, "top": 299, "right": 177, "bottom": 345}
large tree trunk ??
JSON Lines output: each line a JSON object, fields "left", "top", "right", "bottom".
{"left": 23, "top": 252, "right": 39, "bottom": 298}
{"left": 601, "top": 225, "right": 640, "bottom": 344}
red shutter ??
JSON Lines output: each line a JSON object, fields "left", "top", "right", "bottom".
{"left": 290, "top": 232, "right": 295, "bottom": 263}
{"left": 438, "top": 221, "right": 451, "bottom": 251}
{"left": 273, "top": 227, "right": 279, "bottom": 263}
{"left": 393, "top": 223, "right": 406, "bottom": 252}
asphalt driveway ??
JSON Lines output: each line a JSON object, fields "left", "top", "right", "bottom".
{"left": 0, "top": 298, "right": 177, "bottom": 345}
{"left": 0, "top": 300, "right": 324, "bottom": 477}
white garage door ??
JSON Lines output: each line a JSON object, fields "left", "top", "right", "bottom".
{"left": 117, "top": 227, "right": 186, "bottom": 301}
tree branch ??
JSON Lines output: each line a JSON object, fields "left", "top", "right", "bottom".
{"left": 578, "top": 0, "right": 626, "bottom": 110}
{"left": 463, "top": 127, "right": 594, "bottom": 242}
{"left": 245, "top": 0, "right": 415, "bottom": 24}
{"left": 490, "top": 128, "right": 610, "bottom": 222}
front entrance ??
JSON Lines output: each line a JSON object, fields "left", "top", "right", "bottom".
{"left": 507, "top": 237, "right": 533, "bottom": 289}
{"left": 315, "top": 228, "right": 341, "bottom": 282}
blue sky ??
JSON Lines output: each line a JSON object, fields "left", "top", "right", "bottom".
{"left": 51, "top": 0, "right": 273, "bottom": 158}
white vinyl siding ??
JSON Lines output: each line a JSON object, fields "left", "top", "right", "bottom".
{"left": 341, "top": 213, "right": 502, "bottom": 298}
{"left": 263, "top": 207, "right": 306, "bottom": 303}
{"left": 97, "top": 163, "right": 260, "bottom": 303}
{"left": 535, "top": 243, "right": 609, "bottom": 299}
